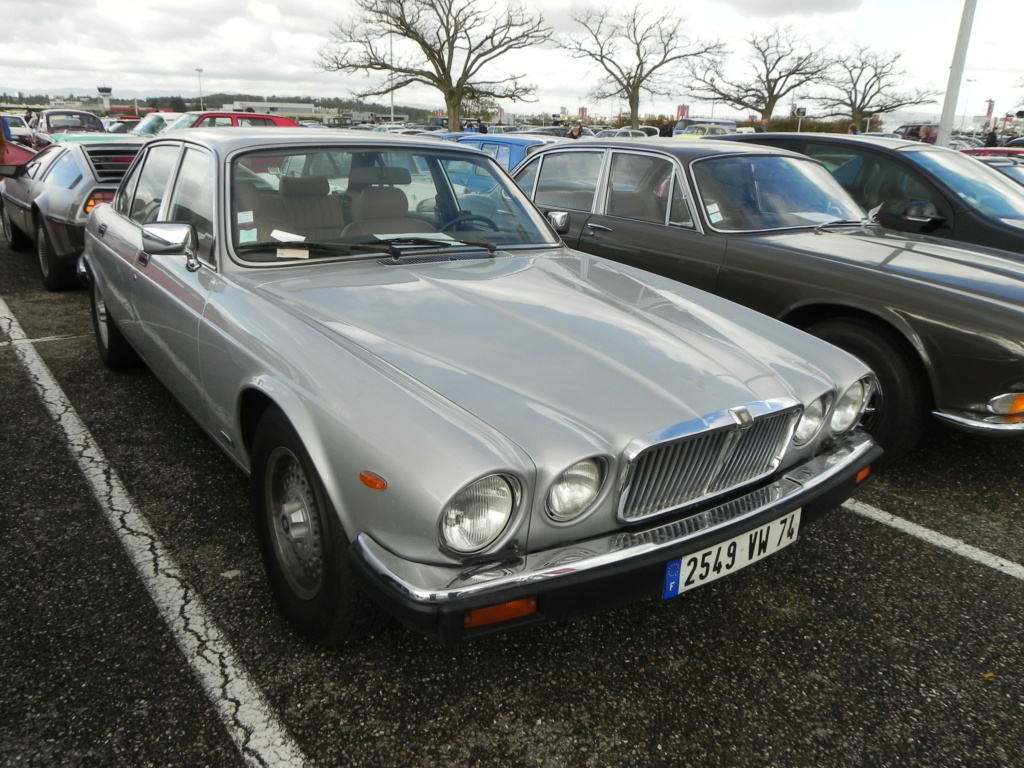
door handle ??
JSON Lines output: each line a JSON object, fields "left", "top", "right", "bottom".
{"left": 585, "top": 222, "right": 612, "bottom": 233}
{"left": 98, "top": 223, "right": 108, "bottom": 237}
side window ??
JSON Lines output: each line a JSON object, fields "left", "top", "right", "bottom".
{"left": 23, "top": 146, "right": 63, "bottom": 180}
{"left": 167, "top": 148, "right": 216, "bottom": 261}
{"left": 43, "top": 151, "right": 84, "bottom": 189}
{"left": 127, "top": 145, "right": 181, "bottom": 225}
{"left": 513, "top": 158, "right": 539, "bottom": 197}
{"left": 668, "top": 173, "right": 693, "bottom": 227}
{"left": 603, "top": 153, "right": 673, "bottom": 224}
{"left": 534, "top": 151, "right": 603, "bottom": 211}
{"left": 239, "top": 117, "right": 273, "bottom": 127}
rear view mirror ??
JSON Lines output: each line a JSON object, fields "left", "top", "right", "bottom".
{"left": 546, "top": 210, "right": 570, "bottom": 235}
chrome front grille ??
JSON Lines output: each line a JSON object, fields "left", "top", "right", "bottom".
{"left": 620, "top": 405, "right": 799, "bottom": 522}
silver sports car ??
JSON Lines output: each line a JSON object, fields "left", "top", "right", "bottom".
{"left": 80, "top": 129, "right": 880, "bottom": 645}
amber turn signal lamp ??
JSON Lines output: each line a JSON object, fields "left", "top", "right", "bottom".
{"left": 462, "top": 597, "right": 537, "bottom": 629}
{"left": 359, "top": 471, "right": 387, "bottom": 490}
{"left": 855, "top": 466, "right": 872, "bottom": 484}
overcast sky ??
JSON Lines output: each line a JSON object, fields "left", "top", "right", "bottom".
{"left": 2, "top": 0, "right": 1020, "bottom": 125}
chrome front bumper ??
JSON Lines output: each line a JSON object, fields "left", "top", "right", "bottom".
{"left": 354, "top": 430, "right": 877, "bottom": 607}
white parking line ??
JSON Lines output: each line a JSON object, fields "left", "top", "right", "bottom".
{"left": 0, "top": 299, "right": 308, "bottom": 768}
{"left": 844, "top": 499, "right": 1024, "bottom": 581}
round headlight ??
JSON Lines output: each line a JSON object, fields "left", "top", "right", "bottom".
{"left": 832, "top": 379, "right": 869, "bottom": 433}
{"left": 547, "top": 459, "right": 602, "bottom": 521}
{"left": 794, "top": 397, "right": 827, "bottom": 444}
{"left": 441, "top": 475, "right": 514, "bottom": 553}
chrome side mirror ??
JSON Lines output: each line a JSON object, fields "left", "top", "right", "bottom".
{"left": 141, "top": 222, "right": 201, "bottom": 272}
{"left": 546, "top": 210, "right": 570, "bottom": 235}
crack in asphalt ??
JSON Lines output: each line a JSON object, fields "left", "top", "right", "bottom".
{"left": 1, "top": 299, "right": 308, "bottom": 768}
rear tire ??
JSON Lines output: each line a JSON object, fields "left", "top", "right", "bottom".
{"left": 805, "top": 318, "right": 929, "bottom": 460}
{"left": 89, "top": 275, "right": 140, "bottom": 370}
{"left": 37, "top": 221, "right": 77, "bottom": 291}
{"left": 251, "top": 407, "right": 386, "bottom": 645}
{"left": 2, "top": 199, "right": 32, "bottom": 251}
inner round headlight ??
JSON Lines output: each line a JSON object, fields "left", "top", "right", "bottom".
{"left": 547, "top": 459, "right": 602, "bottom": 521}
{"left": 794, "top": 397, "right": 827, "bottom": 444}
{"left": 440, "top": 475, "right": 514, "bottom": 553}
{"left": 832, "top": 379, "right": 869, "bottom": 433}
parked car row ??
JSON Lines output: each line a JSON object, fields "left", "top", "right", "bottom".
{"left": 6, "top": 124, "right": 1024, "bottom": 648}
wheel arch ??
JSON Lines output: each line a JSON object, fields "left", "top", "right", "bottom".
{"left": 781, "top": 302, "right": 935, "bottom": 406}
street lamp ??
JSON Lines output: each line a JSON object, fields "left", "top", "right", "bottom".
{"left": 960, "top": 78, "right": 976, "bottom": 133}
{"left": 196, "top": 68, "right": 204, "bottom": 110}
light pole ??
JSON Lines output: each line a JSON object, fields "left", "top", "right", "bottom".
{"left": 196, "top": 68, "right": 204, "bottom": 110}
{"left": 960, "top": 78, "right": 976, "bottom": 134}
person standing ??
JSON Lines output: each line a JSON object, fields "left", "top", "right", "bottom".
{"left": 567, "top": 123, "right": 583, "bottom": 139}
{"left": 658, "top": 118, "right": 673, "bottom": 137}
{"left": 984, "top": 130, "right": 999, "bottom": 147}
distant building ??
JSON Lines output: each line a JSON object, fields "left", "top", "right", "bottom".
{"left": 226, "top": 101, "right": 316, "bottom": 114}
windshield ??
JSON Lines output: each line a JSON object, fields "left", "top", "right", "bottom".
{"left": 230, "top": 146, "right": 560, "bottom": 263}
{"left": 691, "top": 155, "right": 866, "bottom": 232}
{"left": 166, "top": 114, "right": 199, "bottom": 132}
{"left": 131, "top": 113, "right": 177, "bottom": 137}
{"left": 44, "top": 111, "right": 105, "bottom": 133}
{"left": 904, "top": 147, "right": 1024, "bottom": 221}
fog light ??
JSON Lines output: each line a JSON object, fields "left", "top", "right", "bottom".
{"left": 462, "top": 597, "right": 537, "bottom": 629}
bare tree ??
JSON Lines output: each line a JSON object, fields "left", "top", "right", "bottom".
{"left": 557, "top": 4, "right": 722, "bottom": 129}
{"left": 686, "top": 26, "right": 830, "bottom": 121}
{"left": 815, "top": 46, "right": 939, "bottom": 125}
{"left": 316, "top": 0, "right": 551, "bottom": 130}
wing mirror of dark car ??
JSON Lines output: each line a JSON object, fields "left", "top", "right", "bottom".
{"left": 546, "top": 210, "right": 570, "bottom": 235}
{"left": 902, "top": 201, "right": 944, "bottom": 225}
{"left": 142, "top": 222, "right": 201, "bottom": 272}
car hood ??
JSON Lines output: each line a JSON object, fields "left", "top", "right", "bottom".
{"left": 237, "top": 249, "right": 848, "bottom": 456}
{"left": 753, "top": 226, "right": 1024, "bottom": 305}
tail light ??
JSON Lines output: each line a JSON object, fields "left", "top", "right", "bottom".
{"left": 83, "top": 190, "right": 116, "bottom": 215}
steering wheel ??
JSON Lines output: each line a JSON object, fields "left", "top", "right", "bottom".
{"left": 439, "top": 213, "right": 499, "bottom": 231}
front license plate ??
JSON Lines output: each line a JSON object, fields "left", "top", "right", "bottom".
{"left": 662, "top": 509, "right": 801, "bottom": 599}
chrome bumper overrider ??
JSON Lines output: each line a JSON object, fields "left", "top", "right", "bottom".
{"left": 354, "top": 431, "right": 876, "bottom": 605}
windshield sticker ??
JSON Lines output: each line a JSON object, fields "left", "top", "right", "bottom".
{"left": 237, "top": 210, "right": 254, "bottom": 224}
{"left": 706, "top": 203, "right": 723, "bottom": 223}
{"left": 239, "top": 228, "right": 258, "bottom": 244}
{"left": 277, "top": 248, "right": 309, "bottom": 259}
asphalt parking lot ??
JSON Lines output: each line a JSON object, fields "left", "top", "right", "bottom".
{"left": 2, "top": 238, "right": 1024, "bottom": 768}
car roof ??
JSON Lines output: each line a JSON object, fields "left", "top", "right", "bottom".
{"left": 144, "top": 127, "right": 504, "bottom": 157}
{"left": 717, "top": 131, "right": 932, "bottom": 152}
{"left": 524, "top": 136, "right": 804, "bottom": 160}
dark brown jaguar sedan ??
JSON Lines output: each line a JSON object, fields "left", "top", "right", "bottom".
{"left": 512, "top": 138, "right": 1024, "bottom": 459}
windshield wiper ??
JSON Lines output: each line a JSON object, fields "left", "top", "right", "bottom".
{"left": 236, "top": 241, "right": 390, "bottom": 257}
{"left": 814, "top": 216, "right": 879, "bottom": 233}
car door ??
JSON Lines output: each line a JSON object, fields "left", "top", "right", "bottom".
{"left": 4, "top": 145, "right": 65, "bottom": 233}
{"left": 513, "top": 148, "right": 604, "bottom": 247}
{"left": 573, "top": 150, "right": 724, "bottom": 294}
{"left": 89, "top": 143, "right": 183, "bottom": 343}
{"left": 130, "top": 144, "right": 217, "bottom": 425}
{"left": 515, "top": 148, "right": 725, "bottom": 293}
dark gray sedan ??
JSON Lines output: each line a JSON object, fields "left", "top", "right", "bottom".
{"left": 512, "top": 138, "right": 1024, "bottom": 459}
{"left": 1, "top": 138, "right": 142, "bottom": 290}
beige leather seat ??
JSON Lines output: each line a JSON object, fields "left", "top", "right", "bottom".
{"left": 271, "top": 175, "right": 347, "bottom": 240}
{"left": 342, "top": 166, "right": 436, "bottom": 237}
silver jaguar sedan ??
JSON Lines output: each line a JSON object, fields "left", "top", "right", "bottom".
{"left": 80, "top": 128, "right": 880, "bottom": 645}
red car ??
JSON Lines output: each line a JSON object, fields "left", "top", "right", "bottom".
{"left": 163, "top": 111, "right": 299, "bottom": 131}
{"left": 959, "top": 147, "right": 1024, "bottom": 158}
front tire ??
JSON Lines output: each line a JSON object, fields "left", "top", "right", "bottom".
{"left": 805, "top": 318, "right": 929, "bottom": 460}
{"left": 251, "top": 407, "right": 385, "bottom": 644}
{"left": 89, "top": 275, "right": 140, "bottom": 370}
{"left": 37, "top": 220, "right": 77, "bottom": 291}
